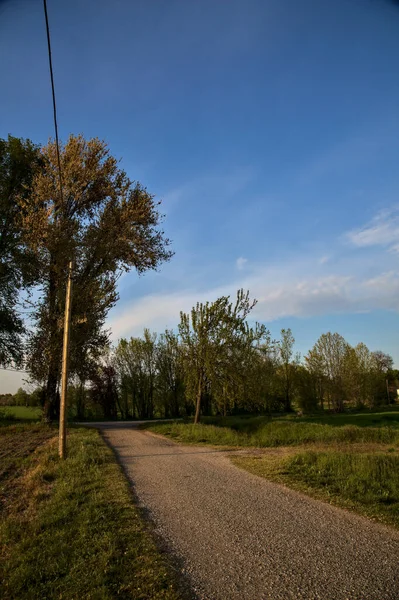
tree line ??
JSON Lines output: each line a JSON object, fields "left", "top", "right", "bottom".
{"left": 66, "top": 289, "right": 397, "bottom": 421}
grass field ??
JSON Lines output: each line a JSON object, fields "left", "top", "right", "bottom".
{"left": 146, "top": 409, "right": 399, "bottom": 527}
{"left": 0, "top": 406, "right": 42, "bottom": 421}
{"left": 0, "top": 424, "right": 182, "bottom": 599}
{"left": 146, "top": 411, "right": 399, "bottom": 447}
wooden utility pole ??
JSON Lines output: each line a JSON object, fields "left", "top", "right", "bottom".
{"left": 59, "top": 260, "right": 74, "bottom": 459}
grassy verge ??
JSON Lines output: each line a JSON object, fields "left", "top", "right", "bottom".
{"left": 146, "top": 419, "right": 399, "bottom": 447}
{"left": 232, "top": 447, "right": 399, "bottom": 528}
{"left": 0, "top": 426, "right": 182, "bottom": 599}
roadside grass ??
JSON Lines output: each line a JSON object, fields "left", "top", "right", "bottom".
{"left": 202, "top": 409, "right": 399, "bottom": 431}
{"left": 232, "top": 447, "right": 399, "bottom": 528}
{"left": 147, "top": 418, "right": 399, "bottom": 447}
{"left": 0, "top": 406, "right": 42, "bottom": 421}
{"left": 0, "top": 426, "right": 183, "bottom": 600}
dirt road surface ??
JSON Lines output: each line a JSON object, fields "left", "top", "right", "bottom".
{"left": 95, "top": 423, "right": 399, "bottom": 600}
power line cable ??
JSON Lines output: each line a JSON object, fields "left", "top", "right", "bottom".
{"left": 42, "top": 0, "right": 64, "bottom": 205}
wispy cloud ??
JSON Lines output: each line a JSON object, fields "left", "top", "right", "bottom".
{"left": 108, "top": 208, "right": 399, "bottom": 339}
{"left": 318, "top": 255, "right": 330, "bottom": 265}
{"left": 347, "top": 207, "right": 399, "bottom": 251}
{"left": 236, "top": 257, "right": 248, "bottom": 270}
{"left": 109, "top": 268, "right": 399, "bottom": 340}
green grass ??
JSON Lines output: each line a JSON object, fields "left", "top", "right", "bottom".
{"left": 233, "top": 449, "right": 399, "bottom": 528}
{"left": 203, "top": 409, "right": 399, "bottom": 431}
{"left": 0, "top": 426, "right": 183, "bottom": 599}
{"left": 0, "top": 406, "right": 42, "bottom": 421}
{"left": 293, "top": 410, "right": 399, "bottom": 428}
{"left": 147, "top": 417, "right": 399, "bottom": 447}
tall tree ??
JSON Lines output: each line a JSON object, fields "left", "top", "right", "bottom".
{"left": 156, "top": 330, "right": 185, "bottom": 418}
{"left": 0, "top": 136, "right": 41, "bottom": 366}
{"left": 19, "top": 135, "right": 172, "bottom": 420}
{"left": 179, "top": 289, "right": 268, "bottom": 423}
{"left": 306, "top": 332, "right": 349, "bottom": 412}
{"left": 114, "top": 330, "right": 158, "bottom": 419}
{"left": 278, "top": 328, "right": 296, "bottom": 412}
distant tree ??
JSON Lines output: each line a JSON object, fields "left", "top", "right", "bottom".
{"left": 341, "top": 343, "right": 377, "bottom": 408}
{"left": 306, "top": 332, "right": 349, "bottom": 412}
{"left": 371, "top": 351, "right": 393, "bottom": 373}
{"left": 13, "top": 387, "right": 29, "bottom": 407}
{"left": 156, "top": 330, "right": 185, "bottom": 418}
{"left": 29, "top": 387, "right": 45, "bottom": 408}
{"left": 244, "top": 340, "right": 277, "bottom": 414}
{"left": 19, "top": 135, "right": 172, "bottom": 421}
{"left": 0, "top": 136, "right": 42, "bottom": 366}
{"left": 0, "top": 393, "right": 14, "bottom": 406}
{"left": 278, "top": 328, "right": 296, "bottom": 412}
{"left": 179, "top": 289, "right": 268, "bottom": 423}
{"left": 114, "top": 330, "right": 158, "bottom": 419}
{"left": 90, "top": 364, "right": 118, "bottom": 420}
{"left": 295, "top": 364, "right": 320, "bottom": 413}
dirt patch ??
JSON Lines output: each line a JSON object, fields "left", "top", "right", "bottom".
{"left": 0, "top": 424, "right": 56, "bottom": 513}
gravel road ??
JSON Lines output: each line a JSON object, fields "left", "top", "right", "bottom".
{"left": 98, "top": 423, "right": 399, "bottom": 600}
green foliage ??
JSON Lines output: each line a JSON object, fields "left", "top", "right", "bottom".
{"left": 89, "top": 363, "right": 119, "bottom": 420}
{"left": 107, "top": 321, "right": 397, "bottom": 422}
{"left": 0, "top": 427, "right": 182, "bottom": 599}
{"left": 304, "top": 333, "right": 395, "bottom": 412}
{"left": 306, "top": 332, "right": 349, "bottom": 412}
{"left": 0, "top": 136, "right": 42, "bottom": 367}
{"left": 114, "top": 330, "right": 158, "bottom": 419}
{"left": 277, "top": 328, "right": 297, "bottom": 412}
{"left": 1, "top": 388, "right": 43, "bottom": 409}
{"left": 12, "top": 387, "right": 28, "bottom": 406}
{"left": 156, "top": 331, "right": 186, "bottom": 418}
{"left": 147, "top": 412, "right": 399, "bottom": 447}
{"left": 178, "top": 289, "right": 269, "bottom": 422}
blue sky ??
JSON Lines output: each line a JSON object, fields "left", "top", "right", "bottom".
{"left": 1, "top": 0, "right": 399, "bottom": 391}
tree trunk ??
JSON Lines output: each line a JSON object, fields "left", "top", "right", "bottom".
{"left": 194, "top": 377, "right": 202, "bottom": 424}
{"left": 223, "top": 384, "right": 227, "bottom": 417}
{"left": 44, "top": 362, "right": 59, "bottom": 422}
{"left": 43, "top": 264, "right": 60, "bottom": 422}
{"left": 284, "top": 389, "right": 291, "bottom": 412}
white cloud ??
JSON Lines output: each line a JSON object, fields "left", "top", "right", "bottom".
{"left": 108, "top": 285, "right": 230, "bottom": 340}
{"left": 347, "top": 207, "right": 399, "bottom": 251}
{"left": 236, "top": 257, "right": 248, "bottom": 270}
{"left": 107, "top": 207, "right": 399, "bottom": 340}
{"left": 318, "top": 255, "right": 330, "bottom": 265}
{"left": 109, "top": 267, "right": 399, "bottom": 340}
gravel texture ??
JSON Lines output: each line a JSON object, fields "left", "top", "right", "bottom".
{"left": 98, "top": 423, "right": 399, "bottom": 600}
